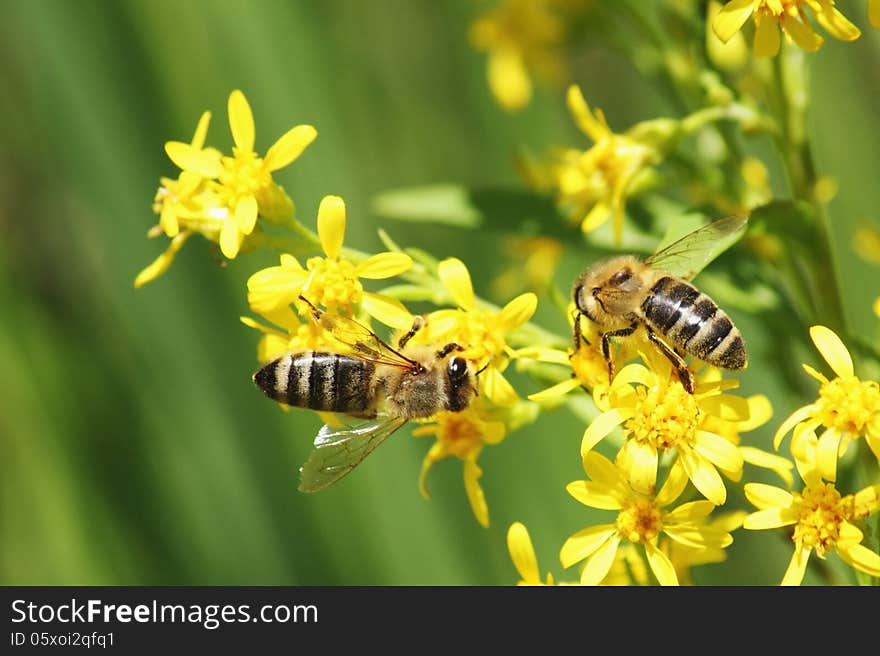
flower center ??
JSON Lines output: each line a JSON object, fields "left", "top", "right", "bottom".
{"left": 616, "top": 497, "right": 663, "bottom": 543}
{"left": 792, "top": 484, "right": 853, "bottom": 557}
{"left": 449, "top": 310, "right": 507, "bottom": 363}
{"left": 625, "top": 382, "right": 700, "bottom": 450}
{"left": 301, "top": 257, "right": 363, "bottom": 311}
{"left": 815, "top": 376, "right": 880, "bottom": 435}
{"left": 219, "top": 149, "right": 271, "bottom": 200}
{"left": 435, "top": 414, "right": 484, "bottom": 458}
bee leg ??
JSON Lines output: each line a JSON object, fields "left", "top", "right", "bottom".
{"left": 397, "top": 315, "right": 425, "bottom": 349}
{"left": 572, "top": 311, "right": 592, "bottom": 351}
{"left": 646, "top": 326, "right": 695, "bottom": 394}
{"left": 436, "top": 342, "right": 463, "bottom": 359}
{"left": 601, "top": 321, "right": 638, "bottom": 384}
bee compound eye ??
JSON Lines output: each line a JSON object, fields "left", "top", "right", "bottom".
{"left": 448, "top": 356, "right": 468, "bottom": 380}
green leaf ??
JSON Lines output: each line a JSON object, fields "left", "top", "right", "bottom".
{"left": 372, "top": 184, "right": 575, "bottom": 239}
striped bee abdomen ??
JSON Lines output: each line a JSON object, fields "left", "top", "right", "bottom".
{"left": 253, "top": 351, "right": 376, "bottom": 415}
{"left": 642, "top": 276, "right": 747, "bottom": 370}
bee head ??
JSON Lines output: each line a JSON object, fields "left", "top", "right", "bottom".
{"left": 444, "top": 354, "right": 476, "bottom": 412}
{"left": 573, "top": 255, "right": 643, "bottom": 325}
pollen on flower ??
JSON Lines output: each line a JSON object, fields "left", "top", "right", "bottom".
{"left": 815, "top": 376, "right": 880, "bottom": 435}
{"left": 569, "top": 343, "right": 607, "bottom": 391}
{"left": 219, "top": 149, "right": 271, "bottom": 201}
{"left": 429, "top": 413, "right": 485, "bottom": 458}
{"left": 616, "top": 497, "right": 663, "bottom": 543}
{"left": 300, "top": 256, "right": 364, "bottom": 311}
{"left": 792, "top": 483, "right": 852, "bottom": 557}
{"left": 625, "top": 381, "right": 700, "bottom": 450}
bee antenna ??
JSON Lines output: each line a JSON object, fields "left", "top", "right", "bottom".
{"left": 475, "top": 362, "right": 490, "bottom": 377}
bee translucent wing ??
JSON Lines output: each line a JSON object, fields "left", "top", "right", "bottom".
{"left": 298, "top": 416, "right": 409, "bottom": 493}
{"left": 644, "top": 215, "right": 748, "bottom": 280}
{"left": 308, "top": 306, "right": 417, "bottom": 370}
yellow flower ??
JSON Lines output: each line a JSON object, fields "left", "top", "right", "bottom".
{"left": 774, "top": 326, "right": 880, "bottom": 482}
{"left": 554, "top": 85, "right": 663, "bottom": 244}
{"left": 167, "top": 89, "right": 317, "bottom": 258}
{"left": 240, "top": 311, "right": 347, "bottom": 365}
{"left": 583, "top": 359, "right": 746, "bottom": 505}
{"left": 743, "top": 476, "right": 880, "bottom": 585}
{"left": 871, "top": 0, "right": 880, "bottom": 28}
{"left": 874, "top": 297, "right": 880, "bottom": 319}
{"left": 560, "top": 452, "right": 734, "bottom": 586}
{"left": 507, "top": 522, "right": 555, "bottom": 585}
{"left": 469, "top": 0, "right": 567, "bottom": 111}
{"left": 713, "top": 0, "right": 861, "bottom": 58}
{"left": 413, "top": 401, "right": 507, "bottom": 528}
{"left": 413, "top": 258, "right": 537, "bottom": 407}
{"left": 246, "top": 195, "right": 414, "bottom": 329}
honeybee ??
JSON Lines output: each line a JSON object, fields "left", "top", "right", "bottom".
{"left": 573, "top": 215, "right": 748, "bottom": 393}
{"left": 253, "top": 296, "right": 477, "bottom": 492}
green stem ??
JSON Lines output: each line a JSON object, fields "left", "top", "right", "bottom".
{"left": 772, "top": 45, "right": 846, "bottom": 333}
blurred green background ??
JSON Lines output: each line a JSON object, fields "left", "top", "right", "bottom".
{"left": 1, "top": 0, "right": 878, "bottom": 585}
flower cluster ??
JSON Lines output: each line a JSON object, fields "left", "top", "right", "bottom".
{"left": 713, "top": 0, "right": 866, "bottom": 57}
{"left": 136, "top": 90, "right": 317, "bottom": 287}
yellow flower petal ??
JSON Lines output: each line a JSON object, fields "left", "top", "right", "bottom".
{"left": 694, "top": 430, "right": 744, "bottom": 472}
{"left": 514, "top": 346, "right": 570, "bottom": 365}
{"left": 655, "top": 457, "right": 688, "bottom": 507}
{"left": 809, "top": 325, "right": 853, "bottom": 378}
{"left": 781, "top": 13, "right": 824, "bottom": 53}
{"left": 837, "top": 543, "right": 880, "bottom": 577}
{"left": 235, "top": 194, "right": 258, "bottom": 234}
{"left": 134, "top": 232, "right": 192, "bottom": 288}
{"left": 560, "top": 525, "right": 616, "bottom": 568}
{"left": 854, "top": 484, "right": 880, "bottom": 517}
{"left": 488, "top": 48, "right": 532, "bottom": 112}
{"left": 580, "top": 451, "right": 623, "bottom": 488}
{"left": 483, "top": 367, "right": 518, "bottom": 406}
{"left": 813, "top": 3, "right": 860, "bottom": 41}
{"left": 228, "top": 89, "right": 255, "bottom": 153}
{"left": 566, "top": 480, "right": 625, "bottom": 510}
{"left": 581, "top": 408, "right": 627, "bottom": 456}
{"left": 712, "top": 0, "right": 757, "bottom": 43}
{"left": 464, "top": 457, "right": 489, "bottom": 528}
{"left": 801, "top": 363, "right": 828, "bottom": 383}
{"left": 507, "top": 522, "right": 540, "bottom": 584}
{"left": 816, "top": 428, "right": 841, "bottom": 482}
{"left": 838, "top": 520, "right": 863, "bottom": 545}
{"left": 191, "top": 111, "right": 211, "bottom": 149}
{"left": 355, "top": 252, "right": 413, "bottom": 280}
{"left": 361, "top": 292, "right": 414, "bottom": 330}
{"left": 438, "top": 258, "right": 475, "bottom": 310}
{"left": 753, "top": 11, "right": 781, "bottom": 57}
{"left": 774, "top": 404, "right": 815, "bottom": 449}
{"left": 738, "top": 394, "right": 773, "bottom": 432}
{"left": 159, "top": 203, "right": 179, "bottom": 237}
{"left": 871, "top": 0, "right": 880, "bottom": 29}
{"left": 164, "top": 141, "right": 222, "bottom": 178}
{"left": 419, "top": 441, "right": 446, "bottom": 499}
{"left": 498, "top": 293, "right": 537, "bottom": 332}
{"left": 264, "top": 125, "right": 318, "bottom": 172}
{"left": 740, "top": 447, "right": 794, "bottom": 487}
{"left": 781, "top": 546, "right": 811, "bottom": 586}
{"left": 744, "top": 482, "right": 793, "bottom": 509}
{"left": 874, "top": 296, "right": 880, "bottom": 318}
{"left": 645, "top": 541, "right": 678, "bottom": 586}
{"left": 663, "top": 525, "right": 732, "bottom": 549}
{"left": 679, "top": 447, "right": 727, "bottom": 505}
{"left": 699, "top": 394, "right": 750, "bottom": 422}
{"left": 317, "top": 195, "right": 346, "bottom": 259}
{"left": 580, "top": 534, "right": 621, "bottom": 585}
{"left": 220, "top": 217, "right": 242, "bottom": 258}
{"left": 743, "top": 507, "right": 798, "bottom": 530}
{"left": 664, "top": 500, "right": 717, "bottom": 523}
{"left": 619, "top": 439, "right": 657, "bottom": 496}
{"left": 528, "top": 377, "right": 582, "bottom": 402}
{"left": 566, "top": 85, "right": 605, "bottom": 142}
{"left": 581, "top": 201, "right": 610, "bottom": 233}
